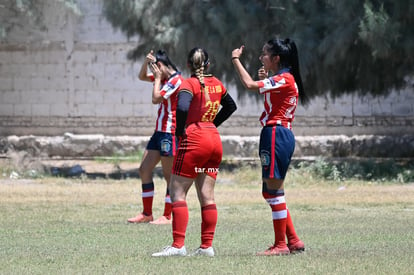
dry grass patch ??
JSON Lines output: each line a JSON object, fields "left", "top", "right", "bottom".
{"left": 1, "top": 171, "right": 414, "bottom": 274}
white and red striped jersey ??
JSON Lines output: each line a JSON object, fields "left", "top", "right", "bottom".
{"left": 153, "top": 72, "right": 183, "bottom": 133}
{"left": 256, "top": 69, "right": 298, "bottom": 129}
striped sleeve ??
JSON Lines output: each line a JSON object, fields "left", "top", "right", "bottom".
{"left": 257, "top": 76, "right": 287, "bottom": 94}
{"left": 161, "top": 75, "right": 182, "bottom": 99}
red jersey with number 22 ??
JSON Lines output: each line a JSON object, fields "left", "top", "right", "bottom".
{"left": 180, "top": 76, "right": 227, "bottom": 126}
{"left": 256, "top": 71, "right": 298, "bottom": 129}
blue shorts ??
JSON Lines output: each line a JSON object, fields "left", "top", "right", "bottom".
{"left": 259, "top": 125, "right": 295, "bottom": 179}
{"left": 146, "top": 131, "right": 177, "bottom": 157}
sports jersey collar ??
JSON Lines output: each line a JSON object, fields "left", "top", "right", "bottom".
{"left": 275, "top": 68, "right": 290, "bottom": 75}
{"left": 169, "top": 71, "right": 181, "bottom": 79}
{"left": 190, "top": 74, "right": 212, "bottom": 77}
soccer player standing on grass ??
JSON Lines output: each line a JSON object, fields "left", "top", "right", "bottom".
{"left": 152, "top": 47, "right": 237, "bottom": 257}
{"left": 127, "top": 50, "right": 183, "bottom": 225}
{"left": 232, "top": 38, "right": 307, "bottom": 255}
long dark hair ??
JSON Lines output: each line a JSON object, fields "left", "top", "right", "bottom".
{"left": 266, "top": 38, "right": 309, "bottom": 105}
{"left": 155, "top": 50, "right": 179, "bottom": 72}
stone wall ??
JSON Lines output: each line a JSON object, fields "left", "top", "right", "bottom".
{"left": 0, "top": 0, "right": 413, "bottom": 137}
{"left": 2, "top": 134, "right": 413, "bottom": 160}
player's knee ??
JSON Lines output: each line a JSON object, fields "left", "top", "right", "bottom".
{"left": 139, "top": 165, "right": 152, "bottom": 180}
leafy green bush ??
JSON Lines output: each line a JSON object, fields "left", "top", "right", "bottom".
{"left": 292, "top": 157, "right": 414, "bottom": 183}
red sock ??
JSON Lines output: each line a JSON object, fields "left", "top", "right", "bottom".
{"left": 141, "top": 182, "right": 154, "bottom": 216}
{"left": 172, "top": 201, "right": 188, "bottom": 248}
{"left": 286, "top": 209, "right": 299, "bottom": 244}
{"left": 271, "top": 197, "right": 287, "bottom": 248}
{"left": 201, "top": 204, "right": 217, "bottom": 248}
{"left": 263, "top": 190, "right": 287, "bottom": 248}
{"left": 162, "top": 188, "right": 172, "bottom": 218}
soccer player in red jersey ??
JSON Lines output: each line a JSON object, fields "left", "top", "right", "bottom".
{"left": 127, "top": 50, "right": 183, "bottom": 225}
{"left": 232, "top": 39, "right": 308, "bottom": 255}
{"left": 152, "top": 48, "right": 237, "bottom": 257}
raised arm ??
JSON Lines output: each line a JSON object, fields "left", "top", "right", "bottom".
{"left": 148, "top": 62, "right": 164, "bottom": 104}
{"left": 232, "top": 46, "right": 260, "bottom": 91}
{"left": 138, "top": 50, "right": 156, "bottom": 82}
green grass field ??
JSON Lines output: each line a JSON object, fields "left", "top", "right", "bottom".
{"left": 1, "top": 167, "right": 413, "bottom": 274}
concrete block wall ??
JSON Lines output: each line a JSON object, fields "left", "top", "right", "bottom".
{"left": 0, "top": 42, "right": 156, "bottom": 113}
{"left": 0, "top": 0, "right": 413, "bottom": 137}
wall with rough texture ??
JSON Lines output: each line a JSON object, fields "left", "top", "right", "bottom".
{"left": 2, "top": 134, "right": 413, "bottom": 159}
{"left": 0, "top": 0, "right": 413, "bottom": 137}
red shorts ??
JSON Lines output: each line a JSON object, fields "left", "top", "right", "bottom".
{"left": 172, "top": 122, "right": 223, "bottom": 179}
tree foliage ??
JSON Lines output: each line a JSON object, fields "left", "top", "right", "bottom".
{"left": 103, "top": 0, "right": 414, "bottom": 98}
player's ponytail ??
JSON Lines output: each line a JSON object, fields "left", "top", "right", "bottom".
{"left": 285, "top": 39, "right": 309, "bottom": 105}
{"left": 187, "top": 47, "right": 209, "bottom": 87}
{"left": 187, "top": 47, "right": 210, "bottom": 100}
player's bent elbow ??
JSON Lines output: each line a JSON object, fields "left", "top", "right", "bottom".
{"left": 138, "top": 75, "right": 152, "bottom": 82}
{"left": 152, "top": 97, "right": 163, "bottom": 104}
